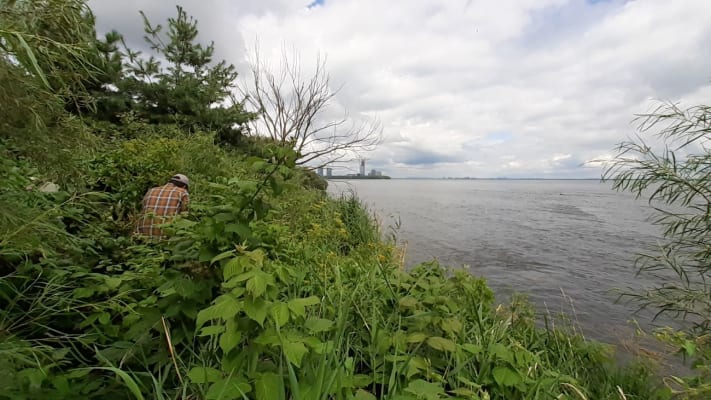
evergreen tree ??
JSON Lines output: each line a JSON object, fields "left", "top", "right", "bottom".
{"left": 85, "top": 30, "right": 127, "bottom": 121}
{"left": 115, "top": 6, "right": 254, "bottom": 144}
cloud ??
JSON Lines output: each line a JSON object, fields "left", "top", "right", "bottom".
{"left": 89, "top": 0, "right": 711, "bottom": 178}
{"left": 307, "top": 0, "right": 325, "bottom": 9}
{"left": 392, "top": 145, "right": 464, "bottom": 167}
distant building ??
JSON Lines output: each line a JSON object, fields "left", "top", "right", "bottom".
{"left": 360, "top": 160, "right": 366, "bottom": 176}
{"left": 368, "top": 169, "right": 383, "bottom": 177}
{"left": 326, "top": 168, "right": 332, "bottom": 177}
{"left": 317, "top": 167, "right": 324, "bottom": 176}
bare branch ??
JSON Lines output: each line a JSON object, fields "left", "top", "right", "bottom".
{"left": 239, "top": 45, "right": 382, "bottom": 167}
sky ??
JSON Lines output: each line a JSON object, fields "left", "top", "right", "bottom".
{"left": 89, "top": 0, "right": 711, "bottom": 178}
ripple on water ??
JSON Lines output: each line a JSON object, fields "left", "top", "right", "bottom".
{"left": 329, "top": 179, "right": 687, "bottom": 369}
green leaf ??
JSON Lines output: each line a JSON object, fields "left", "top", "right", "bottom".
{"left": 220, "top": 329, "right": 242, "bottom": 353}
{"left": 440, "top": 318, "right": 463, "bottom": 334}
{"left": 51, "top": 348, "right": 70, "bottom": 361}
{"left": 461, "top": 343, "right": 482, "bottom": 355}
{"left": 246, "top": 272, "right": 271, "bottom": 297}
{"left": 244, "top": 297, "right": 269, "bottom": 326}
{"left": 254, "top": 328, "right": 280, "bottom": 346}
{"left": 244, "top": 156, "right": 264, "bottom": 165}
{"left": 98, "top": 312, "right": 111, "bottom": 325}
{"left": 199, "top": 247, "right": 216, "bottom": 262}
{"left": 196, "top": 295, "right": 241, "bottom": 328}
{"left": 450, "top": 388, "right": 480, "bottom": 398}
{"left": 198, "top": 325, "right": 226, "bottom": 337}
{"left": 188, "top": 367, "right": 222, "bottom": 384}
{"left": 18, "top": 368, "right": 45, "bottom": 390}
{"left": 73, "top": 287, "right": 95, "bottom": 299}
{"left": 251, "top": 160, "right": 268, "bottom": 172}
{"left": 407, "top": 332, "right": 428, "bottom": 343}
{"left": 406, "top": 357, "right": 429, "bottom": 378}
{"left": 489, "top": 343, "right": 513, "bottom": 363}
{"left": 311, "top": 340, "right": 334, "bottom": 354}
{"left": 287, "top": 296, "right": 321, "bottom": 318}
{"left": 271, "top": 302, "right": 290, "bottom": 327}
{"left": 230, "top": 270, "right": 256, "bottom": 283}
{"left": 225, "top": 223, "right": 251, "bottom": 238}
{"left": 246, "top": 249, "right": 265, "bottom": 266}
{"left": 398, "top": 296, "right": 418, "bottom": 308}
{"left": 255, "top": 372, "right": 283, "bottom": 400}
{"left": 211, "top": 250, "right": 235, "bottom": 265}
{"left": 492, "top": 366, "right": 522, "bottom": 387}
{"left": 213, "top": 212, "right": 235, "bottom": 223}
{"left": 404, "top": 379, "right": 444, "bottom": 400}
{"left": 681, "top": 340, "right": 697, "bottom": 357}
{"left": 354, "top": 389, "right": 377, "bottom": 400}
{"left": 271, "top": 177, "right": 284, "bottom": 196}
{"left": 14, "top": 33, "right": 50, "bottom": 89}
{"left": 206, "top": 377, "right": 252, "bottom": 400}
{"left": 304, "top": 318, "right": 334, "bottom": 333}
{"left": 86, "top": 367, "right": 144, "bottom": 400}
{"left": 65, "top": 369, "right": 91, "bottom": 380}
{"left": 282, "top": 340, "right": 308, "bottom": 367}
{"left": 223, "top": 257, "right": 246, "bottom": 281}
{"left": 426, "top": 336, "right": 456, "bottom": 352}
{"left": 105, "top": 277, "right": 122, "bottom": 290}
{"left": 351, "top": 375, "right": 373, "bottom": 389}
{"left": 51, "top": 375, "right": 70, "bottom": 394}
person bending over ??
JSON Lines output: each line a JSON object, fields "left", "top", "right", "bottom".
{"left": 136, "top": 174, "right": 190, "bottom": 239}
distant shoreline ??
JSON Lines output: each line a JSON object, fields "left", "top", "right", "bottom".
{"left": 399, "top": 177, "right": 601, "bottom": 180}
{"left": 327, "top": 177, "right": 601, "bottom": 181}
{"left": 324, "top": 176, "right": 391, "bottom": 180}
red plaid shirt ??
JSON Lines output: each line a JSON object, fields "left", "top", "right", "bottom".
{"left": 136, "top": 183, "right": 189, "bottom": 238}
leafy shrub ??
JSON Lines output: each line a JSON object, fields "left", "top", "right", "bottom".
{"left": 297, "top": 167, "right": 328, "bottom": 192}
{"left": 605, "top": 101, "right": 711, "bottom": 397}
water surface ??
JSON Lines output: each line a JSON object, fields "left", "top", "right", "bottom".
{"left": 328, "top": 179, "right": 677, "bottom": 345}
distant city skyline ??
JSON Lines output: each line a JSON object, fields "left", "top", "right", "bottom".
{"left": 317, "top": 160, "right": 384, "bottom": 178}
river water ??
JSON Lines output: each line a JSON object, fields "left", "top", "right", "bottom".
{"left": 328, "top": 179, "right": 680, "bottom": 348}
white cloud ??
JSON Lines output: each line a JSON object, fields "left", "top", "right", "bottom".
{"left": 90, "top": 0, "right": 711, "bottom": 178}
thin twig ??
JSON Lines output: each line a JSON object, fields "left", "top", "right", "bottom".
{"left": 161, "top": 316, "right": 184, "bottom": 385}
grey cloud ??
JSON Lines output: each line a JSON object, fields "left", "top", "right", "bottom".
{"left": 89, "top": 0, "right": 255, "bottom": 69}
{"left": 398, "top": 149, "right": 463, "bottom": 166}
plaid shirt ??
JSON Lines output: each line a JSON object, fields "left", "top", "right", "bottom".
{"left": 136, "top": 183, "right": 189, "bottom": 238}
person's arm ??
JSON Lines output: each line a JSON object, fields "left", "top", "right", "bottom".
{"left": 180, "top": 191, "right": 189, "bottom": 213}
{"left": 141, "top": 190, "right": 150, "bottom": 209}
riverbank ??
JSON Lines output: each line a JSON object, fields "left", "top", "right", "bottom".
{"left": 2, "top": 131, "right": 674, "bottom": 398}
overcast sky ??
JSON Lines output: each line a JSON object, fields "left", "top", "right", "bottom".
{"left": 90, "top": 0, "right": 711, "bottom": 178}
